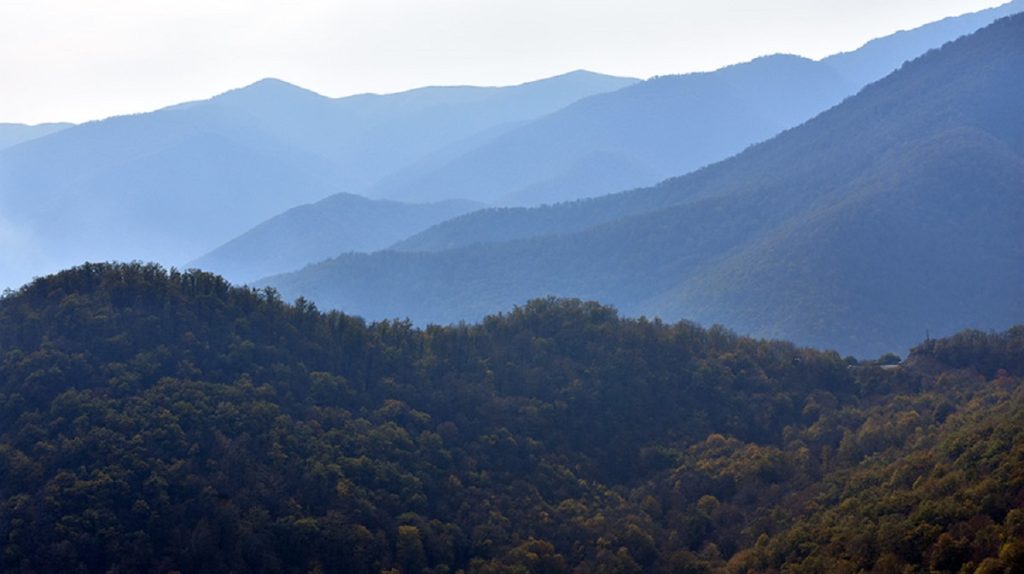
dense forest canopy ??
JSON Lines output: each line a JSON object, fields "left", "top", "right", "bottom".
{"left": 0, "top": 263, "right": 1021, "bottom": 573}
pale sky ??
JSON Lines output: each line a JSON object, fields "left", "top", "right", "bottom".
{"left": 0, "top": 0, "right": 1009, "bottom": 124}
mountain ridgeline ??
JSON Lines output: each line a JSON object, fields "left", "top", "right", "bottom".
{"left": 3, "top": 3, "right": 1023, "bottom": 574}
{"left": 185, "top": 1, "right": 1023, "bottom": 286}
{"left": 0, "top": 263, "right": 1022, "bottom": 573}
{"left": 0, "top": 122, "right": 73, "bottom": 152}
{"left": 3, "top": 3, "right": 1021, "bottom": 291}
{"left": 372, "top": 0, "right": 1023, "bottom": 207}
{"left": 373, "top": 55, "right": 854, "bottom": 206}
{"left": 0, "top": 71, "right": 636, "bottom": 289}
{"left": 265, "top": 13, "right": 1024, "bottom": 358}
{"left": 189, "top": 195, "right": 483, "bottom": 284}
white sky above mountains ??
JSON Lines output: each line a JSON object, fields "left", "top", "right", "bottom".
{"left": 0, "top": 0, "right": 1008, "bottom": 124}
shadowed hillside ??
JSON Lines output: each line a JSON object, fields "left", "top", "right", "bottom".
{"left": 373, "top": 1, "right": 1023, "bottom": 207}
{"left": 1, "top": 263, "right": 1021, "bottom": 572}
{"left": 265, "top": 14, "right": 1024, "bottom": 358}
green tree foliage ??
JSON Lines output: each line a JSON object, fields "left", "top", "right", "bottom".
{"left": 0, "top": 263, "right": 1021, "bottom": 573}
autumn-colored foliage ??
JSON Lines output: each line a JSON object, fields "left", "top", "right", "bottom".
{"left": 0, "top": 263, "right": 1021, "bottom": 573}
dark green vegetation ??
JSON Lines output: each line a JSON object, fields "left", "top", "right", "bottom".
{"left": 267, "top": 13, "right": 1024, "bottom": 358}
{"left": 190, "top": 195, "right": 482, "bottom": 284}
{"left": 1, "top": 263, "right": 1023, "bottom": 573}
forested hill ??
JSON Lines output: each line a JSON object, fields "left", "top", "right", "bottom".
{"left": 1, "top": 263, "right": 1023, "bottom": 573}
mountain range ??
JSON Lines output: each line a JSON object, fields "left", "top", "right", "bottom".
{"left": 0, "top": 71, "right": 636, "bottom": 289}
{"left": 371, "top": 0, "right": 1024, "bottom": 207}
{"left": 4, "top": 2, "right": 1024, "bottom": 572}
{"left": 180, "top": 1, "right": 1024, "bottom": 284}
{"left": 261, "top": 12, "right": 1024, "bottom": 358}
{"left": 0, "top": 3, "right": 1020, "bottom": 356}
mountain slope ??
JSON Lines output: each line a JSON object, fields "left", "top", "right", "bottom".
{"left": 0, "top": 72, "right": 635, "bottom": 289}
{"left": 1, "top": 263, "right": 1022, "bottom": 572}
{"left": 190, "top": 195, "right": 482, "bottom": 283}
{"left": 653, "top": 127, "right": 1024, "bottom": 353}
{"left": 821, "top": 0, "right": 1024, "bottom": 87}
{"left": 374, "top": 1, "right": 1022, "bottom": 208}
{"left": 0, "top": 109, "right": 354, "bottom": 286}
{"left": 264, "top": 13, "right": 1024, "bottom": 358}
{"left": 376, "top": 54, "right": 854, "bottom": 206}
{"left": 196, "top": 71, "right": 639, "bottom": 192}
{"left": 0, "top": 122, "right": 73, "bottom": 151}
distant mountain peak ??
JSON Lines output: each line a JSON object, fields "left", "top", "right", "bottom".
{"left": 722, "top": 53, "right": 816, "bottom": 71}
{"left": 243, "top": 77, "right": 306, "bottom": 90}
{"left": 557, "top": 69, "right": 616, "bottom": 78}
{"left": 522, "top": 69, "right": 639, "bottom": 86}
{"left": 214, "top": 77, "right": 329, "bottom": 104}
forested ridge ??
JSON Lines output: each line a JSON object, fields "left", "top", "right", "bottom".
{"left": 1, "top": 263, "right": 1022, "bottom": 573}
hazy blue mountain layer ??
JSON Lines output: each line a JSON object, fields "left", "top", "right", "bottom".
{"left": 187, "top": 70, "right": 639, "bottom": 193}
{"left": 375, "top": 55, "right": 854, "bottom": 206}
{"left": 263, "top": 14, "right": 1024, "bottom": 358}
{"left": 821, "top": 0, "right": 1023, "bottom": 87}
{"left": 190, "top": 195, "right": 482, "bottom": 283}
{"left": 0, "top": 122, "right": 73, "bottom": 151}
{"left": 0, "top": 71, "right": 636, "bottom": 289}
{"left": 207, "top": 2, "right": 1023, "bottom": 286}
{"left": 375, "top": 0, "right": 1022, "bottom": 208}
{"left": 3, "top": 4, "right": 1017, "bottom": 293}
